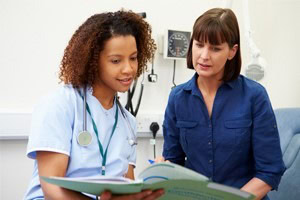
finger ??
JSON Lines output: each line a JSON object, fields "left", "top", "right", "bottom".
{"left": 100, "top": 190, "right": 112, "bottom": 200}
{"left": 143, "top": 189, "right": 165, "bottom": 200}
{"left": 154, "top": 156, "right": 165, "bottom": 163}
{"left": 129, "top": 190, "right": 153, "bottom": 200}
{"left": 110, "top": 190, "right": 153, "bottom": 200}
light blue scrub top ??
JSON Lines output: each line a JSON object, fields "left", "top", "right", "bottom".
{"left": 24, "top": 85, "right": 137, "bottom": 200}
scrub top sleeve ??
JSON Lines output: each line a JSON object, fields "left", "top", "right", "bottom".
{"left": 251, "top": 86, "right": 286, "bottom": 190}
{"left": 162, "top": 89, "right": 186, "bottom": 165}
{"left": 27, "top": 89, "right": 75, "bottom": 159}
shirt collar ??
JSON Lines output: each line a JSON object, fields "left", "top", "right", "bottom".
{"left": 183, "top": 72, "right": 238, "bottom": 92}
{"left": 225, "top": 76, "right": 239, "bottom": 89}
{"left": 183, "top": 73, "right": 201, "bottom": 97}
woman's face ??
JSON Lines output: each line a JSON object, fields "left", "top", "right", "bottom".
{"left": 97, "top": 35, "right": 138, "bottom": 93}
{"left": 192, "top": 39, "right": 237, "bottom": 81}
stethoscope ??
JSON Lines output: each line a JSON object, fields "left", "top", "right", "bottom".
{"left": 77, "top": 87, "right": 137, "bottom": 175}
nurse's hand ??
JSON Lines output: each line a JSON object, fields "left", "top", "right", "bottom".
{"left": 100, "top": 189, "right": 164, "bottom": 200}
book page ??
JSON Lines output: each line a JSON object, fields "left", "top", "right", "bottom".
{"left": 41, "top": 176, "right": 144, "bottom": 195}
{"left": 47, "top": 175, "right": 136, "bottom": 183}
{"left": 138, "top": 162, "right": 209, "bottom": 184}
{"left": 142, "top": 179, "right": 254, "bottom": 200}
{"left": 137, "top": 163, "right": 255, "bottom": 200}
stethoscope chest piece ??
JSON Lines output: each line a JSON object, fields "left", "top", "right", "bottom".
{"left": 77, "top": 131, "right": 92, "bottom": 146}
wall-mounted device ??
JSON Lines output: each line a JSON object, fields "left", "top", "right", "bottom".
{"left": 137, "top": 12, "right": 146, "bottom": 18}
{"left": 245, "top": 57, "right": 266, "bottom": 81}
{"left": 245, "top": 63, "right": 264, "bottom": 81}
{"left": 148, "top": 60, "right": 157, "bottom": 83}
{"left": 163, "top": 29, "right": 191, "bottom": 60}
{"left": 242, "top": 0, "right": 266, "bottom": 82}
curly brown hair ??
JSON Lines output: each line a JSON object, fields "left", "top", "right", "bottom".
{"left": 59, "top": 10, "right": 156, "bottom": 88}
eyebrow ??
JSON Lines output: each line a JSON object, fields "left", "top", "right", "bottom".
{"left": 107, "top": 52, "right": 138, "bottom": 57}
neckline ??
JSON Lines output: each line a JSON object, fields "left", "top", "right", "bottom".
{"left": 86, "top": 86, "right": 115, "bottom": 111}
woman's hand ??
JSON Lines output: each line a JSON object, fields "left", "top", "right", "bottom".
{"left": 154, "top": 156, "right": 169, "bottom": 163}
{"left": 241, "top": 177, "right": 271, "bottom": 200}
{"left": 100, "top": 189, "right": 164, "bottom": 200}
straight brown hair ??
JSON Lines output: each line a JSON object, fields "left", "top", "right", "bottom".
{"left": 187, "top": 8, "right": 241, "bottom": 81}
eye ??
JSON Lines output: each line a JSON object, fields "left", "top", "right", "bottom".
{"left": 211, "top": 46, "right": 221, "bottom": 51}
{"left": 111, "top": 59, "right": 120, "bottom": 64}
{"left": 195, "top": 42, "right": 204, "bottom": 48}
{"left": 130, "top": 56, "right": 138, "bottom": 61}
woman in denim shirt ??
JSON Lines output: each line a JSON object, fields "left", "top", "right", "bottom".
{"left": 162, "top": 8, "right": 285, "bottom": 200}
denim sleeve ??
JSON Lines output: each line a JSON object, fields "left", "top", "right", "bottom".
{"left": 162, "top": 89, "right": 186, "bottom": 165}
{"left": 252, "top": 86, "right": 286, "bottom": 190}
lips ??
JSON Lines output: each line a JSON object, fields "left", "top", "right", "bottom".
{"left": 117, "top": 77, "right": 133, "bottom": 86}
{"left": 200, "top": 63, "right": 211, "bottom": 68}
{"left": 196, "top": 63, "right": 212, "bottom": 70}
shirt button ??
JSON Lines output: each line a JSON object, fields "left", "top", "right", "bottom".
{"left": 209, "top": 159, "right": 212, "bottom": 163}
{"left": 274, "top": 125, "right": 277, "bottom": 128}
{"left": 208, "top": 142, "right": 211, "bottom": 145}
{"left": 209, "top": 124, "right": 212, "bottom": 128}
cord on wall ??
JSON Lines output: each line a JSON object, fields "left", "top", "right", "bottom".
{"left": 172, "top": 60, "right": 177, "bottom": 88}
{"left": 149, "top": 122, "right": 159, "bottom": 159}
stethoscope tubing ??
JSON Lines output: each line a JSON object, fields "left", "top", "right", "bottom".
{"left": 83, "top": 87, "right": 87, "bottom": 132}
{"left": 116, "top": 98, "right": 137, "bottom": 146}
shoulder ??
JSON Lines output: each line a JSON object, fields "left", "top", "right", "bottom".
{"left": 38, "top": 84, "right": 77, "bottom": 104}
{"left": 169, "top": 80, "right": 191, "bottom": 98}
{"left": 27, "top": 85, "right": 78, "bottom": 159}
{"left": 236, "top": 76, "right": 272, "bottom": 109}
{"left": 168, "top": 75, "right": 197, "bottom": 106}
{"left": 33, "top": 84, "right": 78, "bottom": 116}
{"left": 44, "top": 84, "right": 77, "bottom": 101}
{"left": 238, "top": 75, "right": 268, "bottom": 97}
{"left": 239, "top": 75, "right": 265, "bottom": 89}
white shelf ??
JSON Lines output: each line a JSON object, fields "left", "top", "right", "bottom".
{"left": 0, "top": 112, "right": 31, "bottom": 140}
{"left": 0, "top": 113, "right": 164, "bottom": 140}
{"left": 0, "top": 135, "right": 28, "bottom": 140}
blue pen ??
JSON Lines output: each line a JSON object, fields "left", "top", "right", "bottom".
{"left": 148, "top": 159, "right": 155, "bottom": 164}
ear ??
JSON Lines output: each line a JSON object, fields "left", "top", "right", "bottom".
{"left": 228, "top": 44, "right": 238, "bottom": 60}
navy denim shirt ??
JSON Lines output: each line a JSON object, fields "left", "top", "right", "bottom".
{"left": 163, "top": 73, "right": 285, "bottom": 199}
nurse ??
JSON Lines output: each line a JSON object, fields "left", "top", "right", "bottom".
{"left": 24, "top": 10, "right": 164, "bottom": 200}
{"left": 161, "top": 8, "right": 285, "bottom": 200}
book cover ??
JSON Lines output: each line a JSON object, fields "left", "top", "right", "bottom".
{"left": 42, "top": 162, "right": 255, "bottom": 200}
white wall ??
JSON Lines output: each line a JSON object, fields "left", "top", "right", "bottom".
{"left": 1, "top": 0, "right": 300, "bottom": 199}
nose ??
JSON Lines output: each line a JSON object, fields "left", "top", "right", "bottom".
{"left": 200, "top": 46, "right": 210, "bottom": 60}
{"left": 122, "top": 59, "right": 134, "bottom": 74}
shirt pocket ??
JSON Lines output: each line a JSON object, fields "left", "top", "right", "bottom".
{"left": 73, "top": 134, "right": 103, "bottom": 169}
{"left": 176, "top": 120, "right": 198, "bottom": 128}
{"left": 176, "top": 120, "right": 199, "bottom": 152}
{"left": 224, "top": 119, "right": 252, "bottom": 146}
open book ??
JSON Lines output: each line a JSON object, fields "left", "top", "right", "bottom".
{"left": 42, "top": 162, "right": 255, "bottom": 200}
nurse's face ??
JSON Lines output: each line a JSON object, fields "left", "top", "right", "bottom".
{"left": 97, "top": 35, "right": 138, "bottom": 93}
{"left": 192, "top": 39, "right": 237, "bottom": 81}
